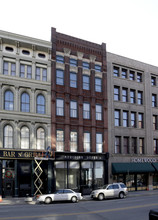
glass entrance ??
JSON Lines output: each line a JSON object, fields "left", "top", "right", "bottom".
{"left": 81, "top": 161, "right": 93, "bottom": 195}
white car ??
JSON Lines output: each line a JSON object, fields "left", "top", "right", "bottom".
{"left": 91, "top": 183, "right": 128, "bottom": 201}
{"left": 37, "top": 189, "right": 83, "bottom": 204}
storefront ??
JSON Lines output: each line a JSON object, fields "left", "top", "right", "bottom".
{"left": 54, "top": 152, "right": 109, "bottom": 195}
{"left": 112, "top": 158, "right": 158, "bottom": 191}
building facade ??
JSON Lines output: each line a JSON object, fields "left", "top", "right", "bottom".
{"left": 0, "top": 31, "right": 52, "bottom": 197}
{"left": 51, "top": 28, "right": 109, "bottom": 194}
{"left": 107, "top": 52, "right": 158, "bottom": 191}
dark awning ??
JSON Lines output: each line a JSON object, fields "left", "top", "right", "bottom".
{"left": 112, "top": 163, "right": 156, "bottom": 174}
{"left": 152, "top": 163, "right": 158, "bottom": 171}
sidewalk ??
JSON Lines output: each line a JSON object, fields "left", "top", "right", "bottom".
{"left": 1, "top": 190, "right": 158, "bottom": 205}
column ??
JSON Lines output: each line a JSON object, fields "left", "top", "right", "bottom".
{"left": 14, "top": 160, "right": 18, "bottom": 197}
{"left": 31, "top": 160, "right": 34, "bottom": 196}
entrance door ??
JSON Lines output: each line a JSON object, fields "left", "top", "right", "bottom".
{"left": 81, "top": 162, "right": 93, "bottom": 195}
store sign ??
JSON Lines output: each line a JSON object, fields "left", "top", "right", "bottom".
{"left": 0, "top": 150, "right": 53, "bottom": 159}
{"left": 131, "top": 158, "right": 158, "bottom": 163}
{"left": 55, "top": 153, "right": 106, "bottom": 161}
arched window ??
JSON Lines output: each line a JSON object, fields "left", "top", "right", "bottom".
{"left": 21, "top": 92, "right": 30, "bottom": 112}
{"left": 37, "top": 94, "right": 45, "bottom": 114}
{"left": 4, "top": 90, "right": 14, "bottom": 110}
{"left": 4, "top": 125, "right": 13, "bottom": 148}
{"left": 37, "top": 127, "right": 45, "bottom": 150}
{"left": 21, "top": 126, "right": 30, "bottom": 149}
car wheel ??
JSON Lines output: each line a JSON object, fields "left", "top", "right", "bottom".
{"left": 119, "top": 192, "right": 125, "bottom": 199}
{"left": 45, "top": 197, "right": 52, "bottom": 204}
{"left": 98, "top": 193, "right": 104, "bottom": 201}
{"left": 71, "top": 196, "right": 78, "bottom": 203}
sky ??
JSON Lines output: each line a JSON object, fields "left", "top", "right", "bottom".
{"left": 1, "top": 0, "right": 158, "bottom": 66}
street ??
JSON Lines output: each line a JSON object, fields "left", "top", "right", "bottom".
{"left": 0, "top": 194, "right": 158, "bottom": 220}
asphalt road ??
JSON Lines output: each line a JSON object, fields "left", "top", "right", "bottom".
{"left": 0, "top": 194, "right": 157, "bottom": 220}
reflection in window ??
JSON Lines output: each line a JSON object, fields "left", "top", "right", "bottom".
{"left": 70, "top": 101, "right": 77, "bottom": 118}
{"left": 56, "top": 99, "right": 64, "bottom": 116}
{"left": 37, "top": 94, "right": 45, "bottom": 114}
{"left": 4, "top": 90, "right": 14, "bottom": 111}
{"left": 70, "top": 72, "right": 77, "bottom": 88}
{"left": 21, "top": 93, "right": 30, "bottom": 112}
{"left": 83, "top": 75, "right": 90, "bottom": 90}
{"left": 83, "top": 103, "right": 90, "bottom": 119}
{"left": 83, "top": 132, "right": 90, "bottom": 152}
{"left": 95, "top": 78, "right": 102, "bottom": 92}
{"left": 37, "top": 128, "right": 45, "bottom": 150}
{"left": 70, "top": 131, "right": 77, "bottom": 152}
{"left": 56, "top": 130, "right": 64, "bottom": 151}
{"left": 4, "top": 125, "right": 13, "bottom": 148}
{"left": 96, "top": 133, "right": 103, "bottom": 153}
{"left": 21, "top": 126, "right": 30, "bottom": 149}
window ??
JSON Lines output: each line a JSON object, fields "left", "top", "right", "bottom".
{"left": 138, "top": 113, "right": 144, "bottom": 128}
{"left": 3, "top": 61, "right": 16, "bottom": 76}
{"left": 21, "top": 92, "right": 30, "bottom": 112}
{"left": 96, "top": 104, "right": 102, "bottom": 120}
{"left": 154, "top": 139, "right": 158, "bottom": 154}
{"left": 70, "top": 101, "right": 77, "bottom": 118}
{"left": 129, "top": 71, "right": 135, "bottom": 80}
{"left": 82, "top": 62, "right": 89, "bottom": 69}
{"left": 123, "top": 111, "right": 128, "bottom": 127}
{"left": 36, "top": 67, "right": 47, "bottom": 81}
{"left": 122, "top": 88, "right": 128, "bottom": 102}
{"left": 70, "top": 131, "right": 77, "bottom": 152}
{"left": 132, "top": 137, "right": 137, "bottom": 154}
{"left": 122, "top": 69, "right": 127, "bottom": 79}
{"left": 4, "top": 90, "right": 14, "bottom": 111}
{"left": 84, "top": 132, "right": 90, "bottom": 152}
{"left": 56, "top": 99, "right": 64, "bottom": 116}
{"left": 115, "top": 136, "right": 121, "bottom": 154}
{"left": 83, "top": 75, "right": 90, "bottom": 90}
{"left": 56, "top": 69, "right": 64, "bottom": 85}
{"left": 70, "top": 58, "right": 77, "bottom": 67}
{"left": 21, "top": 126, "right": 29, "bottom": 149}
{"left": 152, "top": 94, "right": 157, "bottom": 107}
{"left": 83, "top": 103, "right": 90, "bottom": 119}
{"left": 130, "top": 90, "right": 135, "bottom": 103}
{"left": 151, "top": 76, "right": 156, "bottom": 86}
{"left": 131, "top": 112, "right": 136, "bottom": 127}
{"left": 96, "top": 133, "right": 103, "bottom": 153}
{"left": 124, "top": 137, "right": 129, "bottom": 154}
{"left": 139, "top": 138, "right": 144, "bottom": 154}
{"left": 137, "top": 73, "right": 142, "bottom": 82}
{"left": 70, "top": 72, "right": 77, "bottom": 88}
{"left": 138, "top": 91, "right": 143, "bottom": 105}
{"left": 95, "top": 65, "right": 101, "bottom": 72}
{"left": 56, "top": 55, "right": 64, "bottom": 63}
{"left": 37, "top": 128, "right": 45, "bottom": 150}
{"left": 4, "top": 125, "right": 13, "bottom": 148}
{"left": 56, "top": 130, "right": 64, "bottom": 151}
{"left": 95, "top": 78, "right": 102, "bottom": 92}
{"left": 115, "top": 110, "right": 120, "bottom": 126}
{"left": 37, "top": 94, "right": 45, "bottom": 114}
{"left": 114, "top": 86, "right": 120, "bottom": 101}
{"left": 153, "top": 115, "right": 158, "bottom": 130}
{"left": 113, "top": 67, "right": 119, "bottom": 77}
{"left": 20, "top": 64, "right": 32, "bottom": 79}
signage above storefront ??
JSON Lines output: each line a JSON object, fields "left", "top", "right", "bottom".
{"left": 0, "top": 149, "right": 53, "bottom": 160}
{"left": 131, "top": 158, "right": 158, "bottom": 163}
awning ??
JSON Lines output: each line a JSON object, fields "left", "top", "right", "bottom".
{"left": 112, "top": 163, "right": 156, "bottom": 174}
{"left": 152, "top": 163, "right": 158, "bottom": 171}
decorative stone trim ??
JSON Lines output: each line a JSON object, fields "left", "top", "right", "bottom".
{"left": 95, "top": 72, "right": 103, "bottom": 78}
{"left": 77, "top": 52, "right": 83, "bottom": 60}
{"left": 56, "top": 62, "right": 65, "bottom": 70}
{"left": 89, "top": 55, "right": 96, "bottom": 63}
{"left": 83, "top": 69, "right": 90, "bottom": 76}
{"left": 70, "top": 66, "right": 78, "bottom": 73}
{"left": 64, "top": 48, "right": 71, "bottom": 56}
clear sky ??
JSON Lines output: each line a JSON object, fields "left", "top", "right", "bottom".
{"left": 1, "top": 0, "right": 158, "bottom": 66}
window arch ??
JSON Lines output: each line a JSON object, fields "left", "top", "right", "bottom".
{"left": 37, "top": 94, "right": 45, "bottom": 114}
{"left": 37, "top": 127, "right": 45, "bottom": 150}
{"left": 21, "top": 126, "right": 30, "bottom": 149}
{"left": 4, "top": 125, "right": 13, "bottom": 148}
{"left": 4, "top": 90, "right": 14, "bottom": 110}
{"left": 21, "top": 92, "right": 30, "bottom": 112}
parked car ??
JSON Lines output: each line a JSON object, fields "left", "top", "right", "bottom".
{"left": 37, "top": 189, "right": 83, "bottom": 204}
{"left": 91, "top": 183, "right": 128, "bottom": 201}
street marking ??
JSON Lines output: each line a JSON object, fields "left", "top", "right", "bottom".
{"left": 0, "top": 203, "right": 158, "bottom": 219}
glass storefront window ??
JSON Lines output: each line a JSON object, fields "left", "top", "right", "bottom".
{"left": 55, "top": 162, "right": 67, "bottom": 189}
{"left": 137, "top": 174, "right": 147, "bottom": 190}
{"left": 81, "top": 162, "right": 93, "bottom": 194}
{"left": 94, "top": 162, "right": 104, "bottom": 189}
{"left": 126, "top": 174, "right": 135, "bottom": 191}
{"left": 153, "top": 174, "right": 158, "bottom": 189}
{"left": 68, "top": 162, "right": 80, "bottom": 191}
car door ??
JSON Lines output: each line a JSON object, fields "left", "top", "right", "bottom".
{"left": 113, "top": 184, "right": 120, "bottom": 197}
{"left": 105, "top": 184, "right": 114, "bottom": 198}
{"left": 54, "top": 190, "right": 64, "bottom": 201}
{"left": 63, "top": 189, "right": 73, "bottom": 201}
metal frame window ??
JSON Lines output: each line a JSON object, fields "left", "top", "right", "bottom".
{"left": 56, "top": 69, "right": 64, "bottom": 85}
{"left": 113, "top": 66, "right": 119, "bottom": 77}
{"left": 154, "top": 139, "right": 158, "bottom": 154}
{"left": 83, "top": 132, "right": 90, "bottom": 152}
{"left": 56, "top": 130, "right": 64, "bottom": 151}
{"left": 70, "top": 58, "right": 77, "bottom": 67}
{"left": 129, "top": 71, "right": 135, "bottom": 80}
{"left": 70, "top": 101, "right": 77, "bottom": 118}
{"left": 56, "top": 55, "right": 64, "bottom": 63}
{"left": 123, "top": 111, "right": 128, "bottom": 127}
{"left": 95, "top": 77, "right": 102, "bottom": 92}
{"left": 3, "top": 61, "right": 16, "bottom": 76}
{"left": 36, "top": 67, "right": 47, "bottom": 81}
{"left": 96, "top": 104, "right": 102, "bottom": 120}
{"left": 138, "top": 91, "right": 143, "bottom": 105}
{"left": 70, "top": 72, "right": 77, "bottom": 88}
{"left": 122, "top": 68, "right": 127, "bottom": 79}
{"left": 124, "top": 137, "right": 129, "bottom": 154}
{"left": 4, "top": 125, "right": 13, "bottom": 149}
{"left": 151, "top": 76, "right": 156, "bottom": 86}
{"left": 131, "top": 112, "right": 136, "bottom": 127}
{"left": 37, "top": 127, "right": 45, "bottom": 150}
{"left": 122, "top": 88, "right": 128, "bottom": 102}
{"left": 137, "top": 73, "right": 142, "bottom": 82}
{"left": 20, "top": 64, "right": 32, "bottom": 79}
{"left": 21, "top": 126, "right": 30, "bottom": 149}
{"left": 56, "top": 99, "right": 64, "bottom": 116}
{"left": 114, "top": 86, "right": 120, "bottom": 101}
{"left": 96, "top": 133, "right": 103, "bottom": 153}
{"left": 83, "top": 75, "right": 90, "bottom": 90}
{"left": 115, "top": 110, "right": 120, "bottom": 126}
{"left": 37, "top": 94, "right": 45, "bottom": 114}
{"left": 130, "top": 90, "right": 136, "bottom": 103}
{"left": 82, "top": 62, "right": 89, "bottom": 69}
{"left": 4, "top": 90, "right": 14, "bottom": 111}
{"left": 139, "top": 138, "right": 144, "bottom": 154}
{"left": 138, "top": 113, "right": 144, "bottom": 129}
{"left": 115, "top": 136, "right": 121, "bottom": 154}
{"left": 132, "top": 137, "right": 137, "bottom": 154}
{"left": 95, "top": 65, "right": 101, "bottom": 72}
{"left": 83, "top": 103, "right": 90, "bottom": 119}
{"left": 21, "top": 92, "right": 30, "bottom": 112}
{"left": 70, "top": 131, "right": 77, "bottom": 152}
{"left": 153, "top": 115, "right": 158, "bottom": 130}
{"left": 152, "top": 94, "right": 157, "bottom": 107}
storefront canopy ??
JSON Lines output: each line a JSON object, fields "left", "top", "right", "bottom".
{"left": 112, "top": 163, "right": 156, "bottom": 174}
{"left": 152, "top": 163, "right": 158, "bottom": 172}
